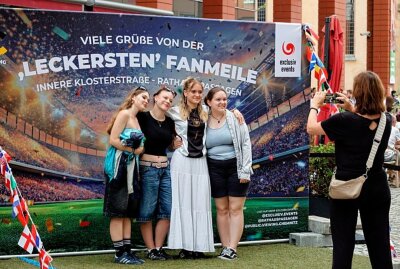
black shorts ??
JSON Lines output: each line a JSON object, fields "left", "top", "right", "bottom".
{"left": 207, "top": 157, "right": 249, "bottom": 198}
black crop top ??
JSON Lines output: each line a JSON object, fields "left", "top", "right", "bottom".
{"left": 137, "top": 111, "right": 176, "bottom": 156}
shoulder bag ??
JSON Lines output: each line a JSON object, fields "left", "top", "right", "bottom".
{"left": 329, "top": 113, "right": 386, "bottom": 199}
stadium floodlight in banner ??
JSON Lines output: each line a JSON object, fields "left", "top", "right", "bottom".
{"left": 0, "top": 8, "right": 310, "bottom": 255}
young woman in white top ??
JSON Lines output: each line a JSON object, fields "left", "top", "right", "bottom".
{"left": 167, "top": 77, "right": 214, "bottom": 258}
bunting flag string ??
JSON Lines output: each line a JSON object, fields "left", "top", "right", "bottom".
{"left": 303, "top": 24, "right": 339, "bottom": 146}
{"left": 0, "top": 146, "right": 54, "bottom": 269}
{"left": 303, "top": 24, "right": 338, "bottom": 117}
{"left": 303, "top": 24, "right": 331, "bottom": 92}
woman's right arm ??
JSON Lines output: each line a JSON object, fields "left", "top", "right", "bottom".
{"left": 109, "top": 110, "right": 135, "bottom": 153}
{"left": 307, "top": 91, "right": 327, "bottom": 136}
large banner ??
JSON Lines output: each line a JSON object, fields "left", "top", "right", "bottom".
{"left": 0, "top": 8, "right": 310, "bottom": 255}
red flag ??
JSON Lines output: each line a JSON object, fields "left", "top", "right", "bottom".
{"left": 31, "top": 224, "right": 43, "bottom": 250}
{"left": 18, "top": 225, "right": 36, "bottom": 253}
{"left": 0, "top": 157, "right": 6, "bottom": 177}
{"left": 4, "top": 171, "right": 13, "bottom": 197}
{"left": 12, "top": 193, "right": 29, "bottom": 226}
{"left": 39, "top": 249, "right": 53, "bottom": 269}
{"left": 314, "top": 65, "right": 328, "bottom": 91}
{"left": 0, "top": 150, "right": 11, "bottom": 176}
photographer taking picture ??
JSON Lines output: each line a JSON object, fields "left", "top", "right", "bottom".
{"left": 307, "top": 71, "right": 393, "bottom": 269}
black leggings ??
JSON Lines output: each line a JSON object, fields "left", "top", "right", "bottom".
{"left": 330, "top": 171, "right": 392, "bottom": 269}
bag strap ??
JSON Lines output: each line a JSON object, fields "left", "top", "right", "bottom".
{"left": 366, "top": 112, "right": 387, "bottom": 169}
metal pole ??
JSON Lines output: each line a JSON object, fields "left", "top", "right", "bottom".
{"left": 54, "top": 0, "right": 174, "bottom": 16}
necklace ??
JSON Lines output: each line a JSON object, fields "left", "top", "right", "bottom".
{"left": 210, "top": 113, "right": 225, "bottom": 123}
{"left": 150, "top": 111, "right": 165, "bottom": 127}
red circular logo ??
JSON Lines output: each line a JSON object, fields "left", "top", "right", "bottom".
{"left": 282, "top": 42, "right": 295, "bottom": 55}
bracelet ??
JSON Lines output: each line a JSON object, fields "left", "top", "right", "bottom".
{"left": 309, "top": 107, "right": 319, "bottom": 113}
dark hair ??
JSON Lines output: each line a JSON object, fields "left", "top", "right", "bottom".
{"left": 353, "top": 71, "right": 386, "bottom": 115}
{"left": 106, "top": 87, "right": 148, "bottom": 134}
{"left": 153, "top": 85, "right": 176, "bottom": 102}
{"left": 396, "top": 113, "right": 400, "bottom": 122}
{"left": 386, "top": 96, "right": 394, "bottom": 112}
{"left": 204, "top": 87, "right": 227, "bottom": 107}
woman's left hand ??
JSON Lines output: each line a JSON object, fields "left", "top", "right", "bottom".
{"left": 311, "top": 91, "right": 326, "bottom": 109}
{"left": 240, "top": 178, "right": 250, "bottom": 183}
{"left": 233, "top": 109, "right": 245, "bottom": 124}
{"left": 335, "top": 92, "right": 355, "bottom": 112}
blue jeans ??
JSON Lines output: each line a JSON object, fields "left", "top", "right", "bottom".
{"left": 137, "top": 165, "right": 172, "bottom": 222}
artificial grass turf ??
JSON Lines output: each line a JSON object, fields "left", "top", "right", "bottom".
{"left": 1, "top": 243, "right": 372, "bottom": 269}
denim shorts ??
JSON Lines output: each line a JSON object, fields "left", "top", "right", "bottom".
{"left": 137, "top": 165, "right": 172, "bottom": 222}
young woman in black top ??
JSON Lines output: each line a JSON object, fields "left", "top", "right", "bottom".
{"left": 137, "top": 86, "right": 179, "bottom": 261}
{"left": 307, "top": 71, "right": 393, "bottom": 269}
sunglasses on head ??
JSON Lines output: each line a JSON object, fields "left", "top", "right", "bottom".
{"left": 160, "top": 85, "right": 177, "bottom": 97}
{"left": 136, "top": 86, "right": 148, "bottom": 92}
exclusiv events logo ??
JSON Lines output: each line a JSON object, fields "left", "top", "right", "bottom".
{"left": 275, "top": 23, "right": 300, "bottom": 77}
{"left": 278, "top": 41, "right": 297, "bottom": 73}
{"left": 281, "top": 42, "right": 295, "bottom": 55}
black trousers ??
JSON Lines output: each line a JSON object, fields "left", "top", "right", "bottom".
{"left": 330, "top": 170, "right": 393, "bottom": 269}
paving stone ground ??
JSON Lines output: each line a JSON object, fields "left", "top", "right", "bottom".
{"left": 353, "top": 187, "right": 400, "bottom": 258}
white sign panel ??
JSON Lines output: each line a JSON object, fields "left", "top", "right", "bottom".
{"left": 275, "top": 23, "right": 302, "bottom": 77}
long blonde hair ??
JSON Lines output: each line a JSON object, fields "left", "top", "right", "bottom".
{"left": 106, "top": 87, "right": 147, "bottom": 134}
{"left": 178, "top": 77, "right": 208, "bottom": 122}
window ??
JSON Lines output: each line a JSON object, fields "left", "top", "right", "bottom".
{"left": 173, "top": 0, "right": 203, "bottom": 18}
{"left": 236, "top": 0, "right": 256, "bottom": 21}
{"left": 346, "top": 0, "right": 355, "bottom": 56}
{"left": 257, "top": 0, "right": 266, "bottom": 22}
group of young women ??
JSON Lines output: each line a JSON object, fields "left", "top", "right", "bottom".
{"left": 103, "top": 77, "right": 253, "bottom": 264}
{"left": 102, "top": 70, "right": 394, "bottom": 268}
